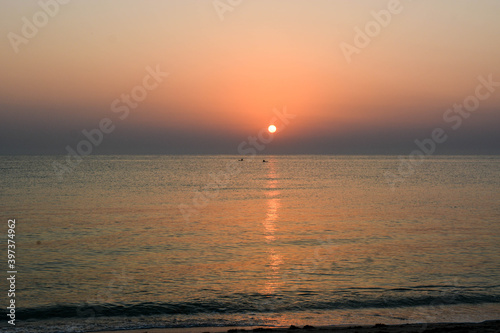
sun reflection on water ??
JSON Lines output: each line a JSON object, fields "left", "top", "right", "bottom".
{"left": 262, "top": 159, "right": 283, "bottom": 295}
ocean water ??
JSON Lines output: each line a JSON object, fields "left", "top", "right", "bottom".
{"left": 1, "top": 155, "right": 499, "bottom": 332}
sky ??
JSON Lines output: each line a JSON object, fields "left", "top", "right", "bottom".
{"left": 1, "top": 0, "right": 499, "bottom": 155}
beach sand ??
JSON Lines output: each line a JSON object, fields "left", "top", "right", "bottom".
{"left": 92, "top": 320, "right": 500, "bottom": 333}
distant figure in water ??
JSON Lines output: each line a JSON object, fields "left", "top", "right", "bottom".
{"left": 238, "top": 158, "right": 244, "bottom": 161}
{"left": 263, "top": 159, "right": 268, "bottom": 163}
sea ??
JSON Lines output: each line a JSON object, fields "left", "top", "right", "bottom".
{"left": 1, "top": 155, "right": 499, "bottom": 332}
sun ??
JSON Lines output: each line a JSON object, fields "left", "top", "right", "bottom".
{"left": 268, "top": 125, "right": 277, "bottom": 133}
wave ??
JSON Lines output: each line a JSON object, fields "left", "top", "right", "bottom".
{"left": 17, "top": 292, "right": 500, "bottom": 321}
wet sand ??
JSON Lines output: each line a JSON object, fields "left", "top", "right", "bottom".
{"left": 92, "top": 320, "right": 500, "bottom": 333}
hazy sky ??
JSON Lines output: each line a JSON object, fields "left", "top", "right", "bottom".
{"left": 1, "top": 0, "right": 499, "bottom": 154}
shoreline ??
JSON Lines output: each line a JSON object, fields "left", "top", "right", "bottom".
{"left": 90, "top": 320, "right": 500, "bottom": 333}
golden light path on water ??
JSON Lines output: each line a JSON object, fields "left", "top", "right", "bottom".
{"left": 262, "top": 160, "right": 284, "bottom": 296}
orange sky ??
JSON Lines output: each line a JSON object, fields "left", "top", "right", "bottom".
{"left": 1, "top": 0, "right": 499, "bottom": 154}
